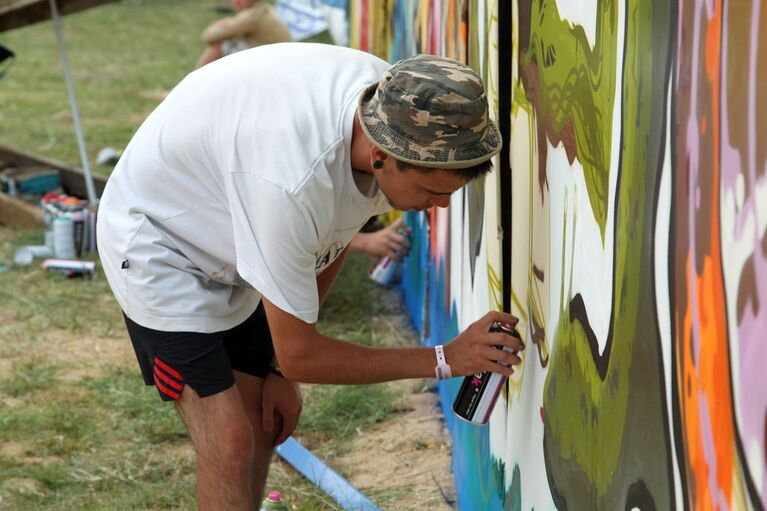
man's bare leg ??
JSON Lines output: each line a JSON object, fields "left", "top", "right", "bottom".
{"left": 176, "top": 383, "right": 259, "bottom": 510}
{"left": 234, "top": 370, "right": 282, "bottom": 505}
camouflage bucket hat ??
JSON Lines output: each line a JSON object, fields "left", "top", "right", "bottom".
{"left": 358, "top": 54, "right": 501, "bottom": 169}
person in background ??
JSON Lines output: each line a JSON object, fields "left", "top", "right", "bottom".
{"left": 196, "top": 0, "right": 292, "bottom": 69}
{"left": 348, "top": 216, "right": 410, "bottom": 260}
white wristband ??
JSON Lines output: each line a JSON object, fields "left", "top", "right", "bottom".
{"left": 434, "top": 345, "right": 453, "bottom": 380}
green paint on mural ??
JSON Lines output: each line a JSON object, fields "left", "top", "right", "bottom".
{"left": 469, "top": 0, "right": 481, "bottom": 74}
{"left": 539, "top": 0, "right": 674, "bottom": 507}
{"left": 523, "top": 0, "right": 619, "bottom": 240}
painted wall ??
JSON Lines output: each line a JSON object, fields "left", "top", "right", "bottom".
{"left": 346, "top": 1, "right": 766, "bottom": 508}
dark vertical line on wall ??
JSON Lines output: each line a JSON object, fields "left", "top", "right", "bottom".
{"left": 668, "top": 0, "right": 689, "bottom": 506}
{"left": 498, "top": 0, "right": 512, "bottom": 313}
{"left": 654, "top": 2, "right": 680, "bottom": 507}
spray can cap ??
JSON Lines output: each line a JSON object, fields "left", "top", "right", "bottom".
{"left": 267, "top": 491, "right": 282, "bottom": 502}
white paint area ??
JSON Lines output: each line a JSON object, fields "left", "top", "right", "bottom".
{"left": 449, "top": 189, "right": 465, "bottom": 328}
{"left": 720, "top": 162, "right": 767, "bottom": 496}
{"left": 546, "top": 141, "right": 617, "bottom": 355}
{"left": 720, "top": 173, "right": 767, "bottom": 404}
{"left": 487, "top": 97, "right": 556, "bottom": 511}
{"left": 555, "top": 0, "right": 598, "bottom": 48}
{"left": 546, "top": 0, "right": 623, "bottom": 356}
{"left": 655, "top": 75, "right": 684, "bottom": 511}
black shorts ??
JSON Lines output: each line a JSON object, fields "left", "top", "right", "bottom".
{"left": 123, "top": 303, "right": 274, "bottom": 402}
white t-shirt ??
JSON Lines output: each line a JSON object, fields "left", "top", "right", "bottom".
{"left": 97, "top": 43, "right": 392, "bottom": 332}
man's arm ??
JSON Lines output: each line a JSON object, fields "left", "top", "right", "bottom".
{"left": 316, "top": 247, "right": 349, "bottom": 306}
{"left": 262, "top": 298, "right": 523, "bottom": 385}
{"left": 201, "top": 8, "right": 260, "bottom": 44}
{"left": 347, "top": 218, "right": 411, "bottom": 259}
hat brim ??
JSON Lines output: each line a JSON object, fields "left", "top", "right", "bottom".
{"left": 357, "top": 82, "right": 502, "bottom": 170}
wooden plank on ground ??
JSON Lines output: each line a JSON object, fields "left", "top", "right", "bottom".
{"left": 0, "top": 144, "right": 107, "bottom": 197}
{"left": 0, "top": 143, "right": 107, "bottom": 226}
{"left": 0, "top": 0, "right": 118, "bottom": 33}
{"left": 0, "top": 192, "right": 44, "bottom": 227}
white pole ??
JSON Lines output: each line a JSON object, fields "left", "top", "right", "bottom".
{"left": 48, "top": 0, "right": 99, "bottom": 205}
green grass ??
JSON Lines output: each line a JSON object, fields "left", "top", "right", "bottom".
{"left": 0, "top": 3, "right": 423, "bottom": 509}
{"left": 0, "top": 253, "right": 404, "bottom": 511}
{"left": 0, "top": 229, "right": 409, "bottom": 509}
{"left": 0, "top": 1, "right": 222, "bottom": 167}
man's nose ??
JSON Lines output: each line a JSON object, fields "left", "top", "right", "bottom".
{"left": 429, "top": 195, "right": 451, "bottom": 208}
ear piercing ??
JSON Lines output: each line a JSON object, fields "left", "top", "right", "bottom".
{"left": 373, "top": 160, "right": 384, "bottom": 169}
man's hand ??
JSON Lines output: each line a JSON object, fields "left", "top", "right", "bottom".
{"left": 350, "top": 218, "right": 411, "bottom": 259}
{"left": 212, "top": 18, "right": 233, "bottom": 29}
{"left": 444, "top": 311, "right": 524, "bottom": 377}
{"left": 261, "top": 372, "right": 302, "bottom": 446}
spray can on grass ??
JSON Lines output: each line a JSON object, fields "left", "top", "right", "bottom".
{"left": 260, "top": 490, "right": 288, "bottom": 511}
{"left": 452, "top": 321, "right": 522, "bottom": 425}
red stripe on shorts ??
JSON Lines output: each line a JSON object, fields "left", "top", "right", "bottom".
{"left": 154, "top": 373, "right": 181, "bottom": 400}
{"left": 154, "top": 366, "right": 183, "bottom": 391}
{"left": 154, "top": 356, "right": 182, "bottom": 379}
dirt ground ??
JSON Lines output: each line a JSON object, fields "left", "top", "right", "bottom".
{"left": 326, "top": 296, "right": 457, "bottom": 510}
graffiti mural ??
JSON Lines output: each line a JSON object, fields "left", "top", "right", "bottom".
{"left": 346, "top": 0, "right": 766, "bottom": 508}
{"left": 672, "top": 0, "right": 766, "bottom": 508}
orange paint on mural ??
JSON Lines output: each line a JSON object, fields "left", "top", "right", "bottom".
{"left": 679, "top": 6, "right": 737, "bottom": 502}
{"left": 679, "top": 256, "right": 712, "bottom": 510}
{"left": 704, "top": 4, "right": 721, "bottom": 83}
{"left": 696, "top": 255, "right": 735, "bottom": 502}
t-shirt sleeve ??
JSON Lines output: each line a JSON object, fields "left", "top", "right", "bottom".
{"left": 226, "top": 171, "right": 320, "bottom": 324}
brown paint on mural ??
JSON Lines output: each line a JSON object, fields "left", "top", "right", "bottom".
{"left": 518, "top": 61, "right": 579, "bottom": 202}
{"left": 517, "top": 0, "right": 532, "bottom": 56}
{"left": 529, "top": 309, "right": 549, "bottom": 367}
{"left": 569, "top": 294, "right": 608, "bottom": 379}
{"left": 530, "top": 263, "right": 548, "bottom": 366}
{"left": 725, "top": 0, "right": 752, "bottom": 197}
{"left": 695, "top": 13, "right": 719, "bottom": 275}
{"left": 516, "top": 0, "right": 579, "bottom": 201}
{"left": 673, "top": 1, "right": 747, "bottom": 506}
{"left": 736, "top": 255, "right": 759, "bottom": 322}
{"left": 757, "top": 5, "right": 767, "bottom": 178}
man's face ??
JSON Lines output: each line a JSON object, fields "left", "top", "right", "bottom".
{"left": 374, "top": 161, "right": 471, "bottom": 212}
{"left": 231, "top": 0, "right": 254, "bottom": 11}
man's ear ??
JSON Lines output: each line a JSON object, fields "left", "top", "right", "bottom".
{"left": 370, "top": 147, "right": 389, "bottom": 166}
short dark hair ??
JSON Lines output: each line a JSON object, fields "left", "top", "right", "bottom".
{"left": 395, "top": 158, "right": 493, "bottom": 180}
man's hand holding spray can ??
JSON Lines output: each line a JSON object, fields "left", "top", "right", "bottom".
{"left": 452, "top": 320, "right": 524, "bottom": 425}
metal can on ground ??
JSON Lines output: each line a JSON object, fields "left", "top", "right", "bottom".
{"left": 260, "top": 490, "right": 288, "bottom": 511}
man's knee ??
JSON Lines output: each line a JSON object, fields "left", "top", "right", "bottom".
{"left": 197, "top": 418, "right": 256, "bottom": 471}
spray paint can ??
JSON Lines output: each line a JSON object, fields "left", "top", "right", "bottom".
{"left": 53, "top": 215, "right": 76, "bottom": 260}
{"left": 369, "top": 255, "right": 400, "bottom": 285}
{"left": 452, "top": 322, "right": 521, "bottom": 425}
{"left": 259, "top": 490, "right": 288, "bottom": 511}
{"left": 41, "top": 193, "right": 59, "bottom": 251}
{"left": 42, "top": 258, "right": 97, "bottom": 279}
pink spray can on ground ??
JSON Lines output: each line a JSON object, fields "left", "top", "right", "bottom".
{"left": 260, "top": 490, "right": 288, "bottom": 511}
